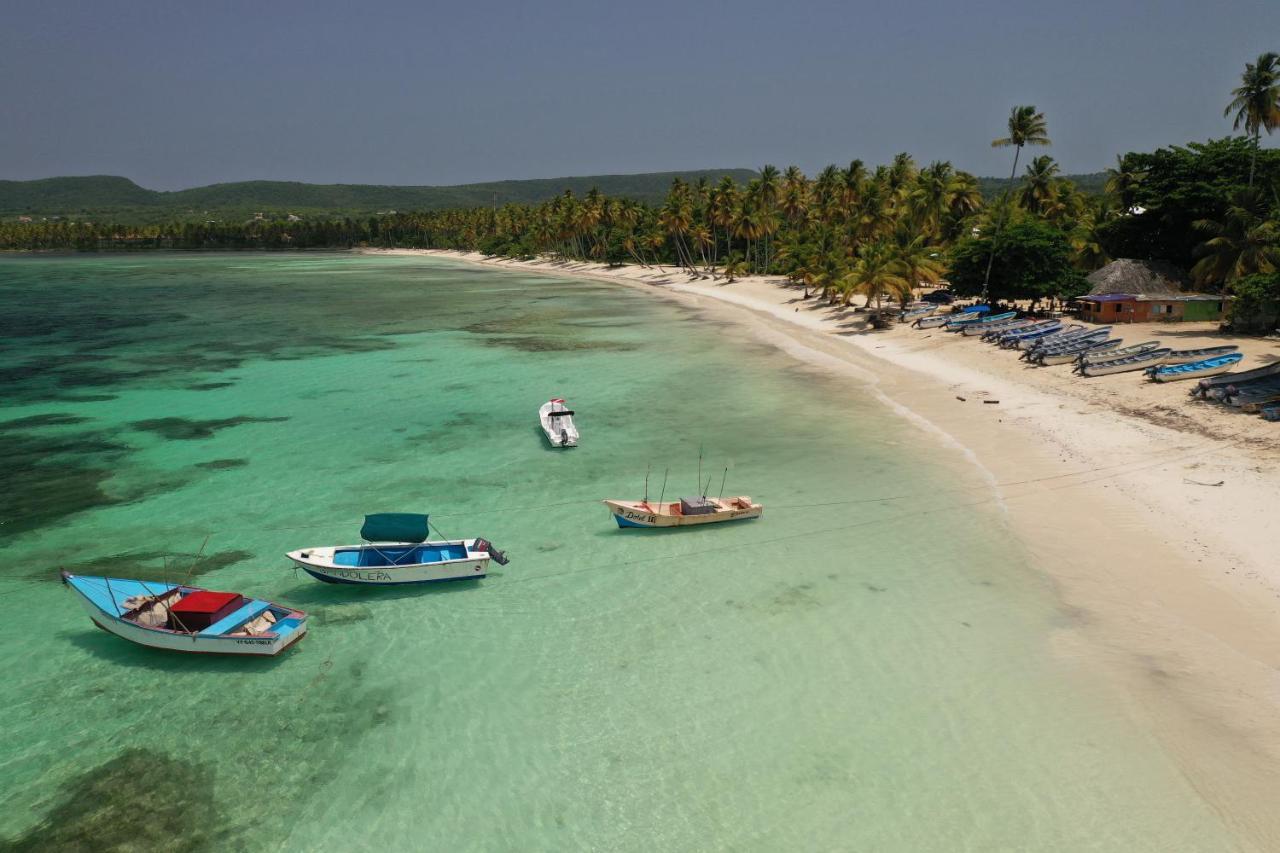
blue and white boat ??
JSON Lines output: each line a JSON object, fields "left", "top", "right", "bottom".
{"left": 287, "top": 513, "right": 508, "bottom": 585}
{"left": 1147, "top": 352, "right": 1243, "bottom": 382}
{"left": 61, "top": 573, "right": 307, "bottom": 656}
{"left": 946, "top": 310, "right": 1016, "bottom": 331}
{"left": 995, "top": 320, "right": 1063, "bottom": 347}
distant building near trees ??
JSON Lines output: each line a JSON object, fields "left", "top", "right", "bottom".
{"left": 1077, "top": 259, "right": 1227, "bottom": 323}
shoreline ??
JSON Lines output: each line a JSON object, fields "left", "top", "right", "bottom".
{"left": 372, "top": 247, "right": 1280, "bottom": 849}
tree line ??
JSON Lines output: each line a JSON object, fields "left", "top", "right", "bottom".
{"left": 3, "top": 53, "right": 1278, "bottom": 329}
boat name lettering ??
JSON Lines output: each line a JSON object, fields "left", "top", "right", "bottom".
{"left": 234, "top": 638, "right": 273, "bottom": 645}
{"left": 335, "top": 570, "right": 394, "bottom": 581}
{"left": 622, "top": 511, "right": 656, "bottom": 523}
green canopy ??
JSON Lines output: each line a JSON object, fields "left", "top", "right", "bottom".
{"left": 361, "top": 513, "right": 430, "bottom": 543}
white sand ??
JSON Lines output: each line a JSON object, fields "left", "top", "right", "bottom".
{"left": 370, "top": 249, "right": 1280, "bottom": 848}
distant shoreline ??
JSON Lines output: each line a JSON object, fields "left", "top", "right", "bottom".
{"left": 369, "top": 246, "right": 1280, "bottom": 848}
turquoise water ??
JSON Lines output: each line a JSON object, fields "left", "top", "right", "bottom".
{"left": 0, "top": 253, "right": 1238, "bottom": 851}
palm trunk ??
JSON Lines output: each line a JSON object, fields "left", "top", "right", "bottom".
{"left": 1250, "top": 131, "right": 1259, "bottom": 187}
{"left": 980, "top": 145, "right": 1022, "bottom": 302}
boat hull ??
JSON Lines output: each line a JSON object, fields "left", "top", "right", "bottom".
{"left": 604, "top": 499, "right": 763, "bottom": 528}
{"left": 64, "top": 575, "right": 306, "bottom": 656}
{"left": 287, "top": 541, "right": 491, "bottom": 585}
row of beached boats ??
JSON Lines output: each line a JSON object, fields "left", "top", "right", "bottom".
{"left": 64, "top": 398, "right": 764, "bottom": 657}
{"left": 911, "top": 304, "right": 1259, "bottom": 385}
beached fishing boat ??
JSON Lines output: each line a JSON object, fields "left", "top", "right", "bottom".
{"left": 288, "top": 513, "right": 508, "bottom": 585}
{"left": 1191, "top": 360, "right": 1280, "bottom": 399}
{"left": 967, "top": 315, "right": 1029, "bottom": 335}
{"left": 539, "top": 398, "right": 579, "bottom": 447}
{"left": 61, "top": 573, "right": 307, "bottom": 656}
{"left": 1146, "top": 352, "right": 1243, "bottom": 382}
{"left": 1080, "top": 340, "right": 1161, "bottom": 366}
{"left": 996, "top": 320, "right": 1062, "bottom": 347}
{"left": 1008, "top": 322, "right": 1080, "bottom": 348}
{"left": 1077, "top": 348, "right": 1172, "bottom": 376}
{"left": 947, "top": 310, "right": 1016, "bottom": 331}
{"left": 915, "top": 311, "right": 971, "bottom": 329}
{"left": 604, "top": 496, "right": 763, "bottom": 528}
{"left": 1020, "top": 326, "right": 1096, "bottom": 351}
{"left": 1036, "top": 338, "right": 1121, "bottom": 365}
{"left": 901, "top": 305, "right": 935, "bottom": 320}
{"left": 1022, "top": 328, "right": 1109, "bottom": 360}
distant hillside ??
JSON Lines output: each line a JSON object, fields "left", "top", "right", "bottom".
{"left": 0, "top": 170, "right": 759, "bottom": 223}
{"left": 978, "top": 172, "right": 1107, "bottom": 198}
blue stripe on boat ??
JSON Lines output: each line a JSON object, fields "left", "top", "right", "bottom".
{"left": 614, "top": 515, "right": 652, "bottom": 528}
{"left": 199, "top": 600, "right": 271, "bottom": 635}
{"left": 331, "top": 543, "right": 468, "bottom": 567}
{"left": 299, "top": 567, "right": 483, "bottom": 585}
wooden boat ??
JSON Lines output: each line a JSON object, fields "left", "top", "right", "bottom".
{"left": 288, "top": 513, "right": 507, "bottom": 585}
{"left": 1021, "top": 328, "right": 1109, "bottom": 360}
{"left": 1162, "top": 345, "right": 1239, "bottom": 364}
{"left": 61, "top": 573, "right": 307, "bottom": 656}
{"left": 1079, "top": 340, "right": 1161, "bottom": 366}
{"left": 1013, "top": 322, "right": 1085, "bottom": 348}
{"left": 970, "top": 318, "right": 1034, "bottom": 338}
{"left": 539, "top": 398, "right": 579, "bottom": 447}
{"left": 900, "top": 305, "right": 936, "bottom": 320}
{"left": 915, "top": 311, "right": 975, "bottom": 329}
{"left": 1260, "top": 404, "right": 1280, "bottom": 422}
{"left": 947, "top": 310, "right": 1015, "bottom": 331}
{"left": 996, "top": 320, "right": 1062, "bottom": 347}
{"left": 1147, "top": 352, "right": 1243, "bottom": 382}
{"left": 604, "top": 496, "right": 763, "bottom": 528}
{"left": 1021, "top": 326, "right": 1099, "bottom": 350}
{"left": 1077, "top": 348, "right": 1172, "bottom": 376}
{"left": 1037, "top": 338, "right": 1121, "bottom": 365}
{"left": 1228, "top": 381, "right": 1280, "bottom": 410}
{"left": 1192, "top": 360, "right": 1280, "bottom": 399}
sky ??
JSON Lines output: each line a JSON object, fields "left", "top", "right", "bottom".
{"left": 3, "top": 0, "right": 1279, "bottom": 189}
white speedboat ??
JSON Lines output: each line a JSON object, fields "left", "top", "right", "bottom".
{"left": 539, "top": 398, "right": 579, "bottom": 447}
{"left": 287, "top": 514, "right": 507, "bottom": 585}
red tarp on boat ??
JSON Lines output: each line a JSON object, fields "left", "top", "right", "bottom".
{"left": 170, "top": 590, "right": 244, "bottom": 630}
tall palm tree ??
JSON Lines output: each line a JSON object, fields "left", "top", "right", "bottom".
{"left": 1104, "top": 155, "right": 1146, "bottom": 211}
{"left": 1019, "top": 155, "right": 1060, "bottom": 214}
{"left": 1225, "top": 52, "right": 1280, "bottom": 186}
{"left": 839, "top": 240, "right": 910, "bottom": 310}
{"left": 757, "top": 165, "right": 781, "bottom": 272}
{"left": 890, "top": 233, "right": 945, "bottom": 298}
{"left": 1191, "top": 187, "right": 1280, "bottom": 286}
{"left": 983, "top": 105, "right": 1051, "bottom": 299}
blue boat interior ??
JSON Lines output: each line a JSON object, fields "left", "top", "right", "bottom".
{"left": 68, "top": 576, "right": 178, "bottom": 615}
{"left": 333, "top": 543, "right": 468, "bottom": 567}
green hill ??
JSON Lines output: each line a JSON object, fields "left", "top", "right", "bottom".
{"left": 0, "top": 170, "right": 760, "bottom": 223}
{"left": 977, "top": 171, "right": 1107, "bottom": 199}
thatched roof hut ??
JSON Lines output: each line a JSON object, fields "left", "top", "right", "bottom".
{"left": 1085, "top": 259, "right": 1189, "bottom": 296}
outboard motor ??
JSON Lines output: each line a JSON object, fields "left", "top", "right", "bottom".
{"left": 474, "top": 538, "right": 509, "bottom": 566}
{"left": 560, "top": 428, "right": 569, "bottom": 446}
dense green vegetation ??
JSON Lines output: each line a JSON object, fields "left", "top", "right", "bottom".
{"left": 0, "top": 170, "right": 760, "bottom": 223}
{"left": 3, "top": 52, "right": 1278, "bottom": 332}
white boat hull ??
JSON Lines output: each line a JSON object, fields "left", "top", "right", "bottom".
{"left": 64, "top": 577, "right": 307, "bottom": 656}
{"left": 287, "top": 540, "right": 491, "bottom": 585}
{"left": 539, "top": 399, "right": 579, "bottom": 447}
{"left": 1150, "top": 362, "right": 1238, "bottom": 382}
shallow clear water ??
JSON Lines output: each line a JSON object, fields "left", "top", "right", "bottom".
{"left": 0, "top": 253, "right": 1238, "bottom": 850}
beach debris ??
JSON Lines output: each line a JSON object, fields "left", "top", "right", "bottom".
{"left": 1183, "top": 478, "right": 1225, "bottom": 487}
{"left": 983, "top": 400, "right": 1000, "bottom": 405}
{"left": 956, "top": 396, "right": 967, "bottom": 402}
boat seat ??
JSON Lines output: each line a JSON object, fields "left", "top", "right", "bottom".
{"left": 199, "top": 600, "right": 271, "bottom": 636}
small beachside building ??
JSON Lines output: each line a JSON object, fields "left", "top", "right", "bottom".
{"left": 1076, "top": 259, "right": 1228, "bottom": 323}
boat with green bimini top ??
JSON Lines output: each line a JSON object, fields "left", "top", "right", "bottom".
{"left": 287, "top": 513, "right": 507, "bottom": 585}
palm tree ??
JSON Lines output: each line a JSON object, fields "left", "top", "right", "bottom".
{"left": 1191, "top": 187, "right": 1280, "bottom": 287}
{"left": 1104, "top": 155, "right": 1146, "bottom": 211}
{"left": 839, "top": 240, "right": 910, "bottom": 310}
{"left": 1224, "top": 52, "right": 1280, "bottom": 186}
{"left": 890, "top": 233, "right": 945, "bottom": 298}
{"left": 983, "top": 105, "right": 1051, "bottom": 299}
{"left": 1019, "top": 155, "right": 1060, "bottom": 214}
{"left": 757, "top": 165, "right": 781, "bottom": 272}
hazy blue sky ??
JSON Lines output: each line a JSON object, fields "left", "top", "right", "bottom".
{"left": 3, "top": 0, "right": 1278, "bottom": 189}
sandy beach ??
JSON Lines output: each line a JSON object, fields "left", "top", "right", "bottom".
{"left": 372, "top": 248, "right": 1280, "bottom": 849}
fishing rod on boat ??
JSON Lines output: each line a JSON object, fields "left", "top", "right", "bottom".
{"left": 642, "top": 464, "right": 650, "bottom": 508}
{"left": 697, "top": 445, "right": 703, "bottom": 497}
{"left": 657, "top": 467, "right": 669, "bottom": 507}
{"left": 718, "top": 467, "right": 728, "bottom": 500}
